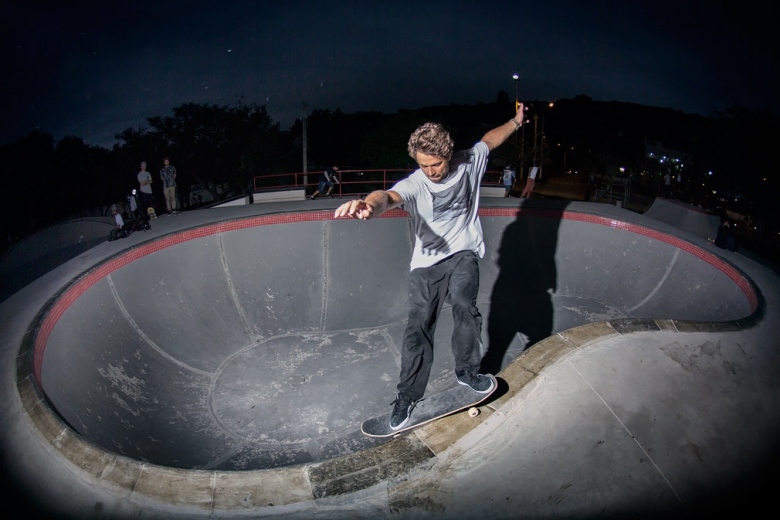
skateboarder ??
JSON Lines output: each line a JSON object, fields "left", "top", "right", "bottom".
{"left": 311, "top": 166, "right": 340, "bottom": 199}
{"left": 335, "top": 103, "right": 526, "bottom": 430}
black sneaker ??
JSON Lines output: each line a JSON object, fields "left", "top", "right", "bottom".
{"left": 390, "top": 393, "right": 415, "bottom": 430}
{"left": 457, "top": 372, "right": 495, "bottom": 394}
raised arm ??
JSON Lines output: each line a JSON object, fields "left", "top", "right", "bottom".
{"left": 480, "top": 103, "right": 526, "bottom": 151}
{"left": 334, "top": 189, "right": 403, "bottom": 220}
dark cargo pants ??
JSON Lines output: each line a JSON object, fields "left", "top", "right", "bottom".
{"left": 397, "top": 250, "right": 484, "bottom": 401}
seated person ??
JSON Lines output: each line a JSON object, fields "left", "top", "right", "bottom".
{"left": 714, "top": 220, "right": 736, "bottom": 252}
{"left": 109, "top": 205, "right": 128, "bottom": 241}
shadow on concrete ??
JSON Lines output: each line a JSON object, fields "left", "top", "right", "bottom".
{"left": 483, "top": 200, "right": 569, "bottom": 374}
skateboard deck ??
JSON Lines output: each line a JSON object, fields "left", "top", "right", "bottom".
{"left": 361, "top": 374, "right": 498, "bottom": 438}
{"left": 147, "top": 207, "right": 157, "bottom": 220}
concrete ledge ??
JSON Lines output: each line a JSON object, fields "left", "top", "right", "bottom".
{"left": 212, "top": 196, "right": 251, "bottom": 208}
{"left": 479, "top": 187, "right": 505, "bottom": 198}
{"left": 252, "top": 189, "right": 306, "bottom": 203}
{"left": 608, "top": 318, "right": 661, "bottom": 334}
{"left": 308, "top": 435, "right": 434, "bottom": 499}
{"left": 559, "top": 321, "right": 619, "bottom": 347}
{"left": 671, "top": 319, "right": 744, "bottom": 333}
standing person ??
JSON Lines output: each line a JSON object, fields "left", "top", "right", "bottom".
{"left": 676, "top": 173, "right": 684, "bottom": 201}
{"left": 137, "top": 161, "right": 155, "bottom": 216}
{"left": 334, "top": 103, "right": 526, "bottom": 430}
{"left": 521, "top": 166, "right": 538, "bottom": 198}
{"left": 310, "top": 166, "right": 340, "bottom": 199}
{"left": 663, "top": 172, "right": 671, "bottom": 198}
{"left": 160, "top": 157, "right": 179, "bottom": 215}
{"left": 501, "top": 165, "right": 516, "bottom": 197}
{"left": 127, "top": 189, "right": 139, "bottom": 222}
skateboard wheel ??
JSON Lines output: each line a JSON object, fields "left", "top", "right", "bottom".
{"left": 468, "top": 407, "right": 479, "bottom": 418}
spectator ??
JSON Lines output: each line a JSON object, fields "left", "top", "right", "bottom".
{"left": 127, "top": 189, "right": 140, "bottom": 221}
{"left": 714, "top": 220, "right": 737, "bottom": 252}
{"left": 521, "top": 166, "right": 538, "bottom": 198}
{"left": 109, "top": 205, "right": 126, "bottom": 241}
{"left": 502, "top": 165, "right": 516, "bottom": 197}
{"left": 160, "top": 157, "right": 179, "bottom": 215}
{"left": 662, "top": 172, "right": 671, "bottom": 198}
{"left": 137, "top": 161, "right": 155, "bottom": 216}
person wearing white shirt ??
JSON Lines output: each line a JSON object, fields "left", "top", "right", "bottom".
{"left": 334, "top": 103, "right": 526, "bottom": 430}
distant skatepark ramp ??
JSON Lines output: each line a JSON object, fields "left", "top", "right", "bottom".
{"left": 644, "top": 197, "right": 721, "bottom": 240}
{"left": 28, "top": 202, "right": 756, "bottom": 472}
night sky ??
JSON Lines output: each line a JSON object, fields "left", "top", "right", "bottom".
{"left": 2, "top": 0, "right": 777, "bottom": 148}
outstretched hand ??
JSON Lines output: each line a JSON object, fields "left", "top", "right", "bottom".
{"left": 515, "top": 102, "right": 525, "bottom": 124}
{"left": 334, "top": 199, "right": 375, "bottom": 220}
{"left": 521, "top": 178, "right": 535, "bottom": 198}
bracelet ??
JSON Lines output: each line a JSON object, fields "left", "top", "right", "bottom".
{"left": 509, "top": 119, "right": 521, "bottom": 129}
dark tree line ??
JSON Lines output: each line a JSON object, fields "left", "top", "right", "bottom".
{"left": 115, "top": 101, "right": 296, "bottom": 199}
{"left": 2, "top": 94, "right": 777, "bottom": 255}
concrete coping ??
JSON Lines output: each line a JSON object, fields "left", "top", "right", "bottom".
{"left": 15, "top": 316, "right": 757, "bottom": 512}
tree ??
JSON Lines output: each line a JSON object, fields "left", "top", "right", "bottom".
{"left": 115, "top": 101, "right": 295, "bottom": 202}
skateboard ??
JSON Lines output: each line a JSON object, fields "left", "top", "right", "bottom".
{"left": 147, "top": 207, "right": 157, "bottom": 220}
{"left": 361, "top": 374, "right": 498, "bottom": 438}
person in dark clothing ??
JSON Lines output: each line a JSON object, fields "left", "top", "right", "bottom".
{"left": 311, "top": 166, "right": 340, "bottom": 199}
{"left": 714, "top": 220, "right": 736, "bottom": 252}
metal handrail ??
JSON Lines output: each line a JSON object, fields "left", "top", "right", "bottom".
{"left": 253, "top": 168, "right": 505, "bottom": 198}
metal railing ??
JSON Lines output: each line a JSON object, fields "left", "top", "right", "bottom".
{"left": 594, "top": 177, "right": 631, "bottom": 206}
{"left": 253, "top": 169, "right": 505, "bottom": 197}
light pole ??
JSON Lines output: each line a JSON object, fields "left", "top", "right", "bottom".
{"left": 512, "top": 74, "right": 520, "bottom": 162}
{"left": 302, "top": 101, "right": 308, "bottom": 185}
{"left": 520, "top": 120, "right": 526, "bottom": 179}
{"left": 302, "top": 82, "right": 324, "bottom": 188}
{"left": 533, "top": 114, "right": 539, "bottom": 168}
{"left": 532, "top": 102, "right": 554, "bottom": 178}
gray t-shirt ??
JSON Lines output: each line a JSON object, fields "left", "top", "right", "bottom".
{"left": 137, "top": 170, "right": 153, "bottom": 194}
{"left": 391, "top": 141, "right": 489, "bottom": 270}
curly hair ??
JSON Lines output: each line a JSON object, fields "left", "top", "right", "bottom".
{"left": 407, "top": 123, "right": 454, "bottom": 161}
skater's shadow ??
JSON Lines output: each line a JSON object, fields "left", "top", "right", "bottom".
{"left": 481, "top": 199, "right": 569, "bottom": 375}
